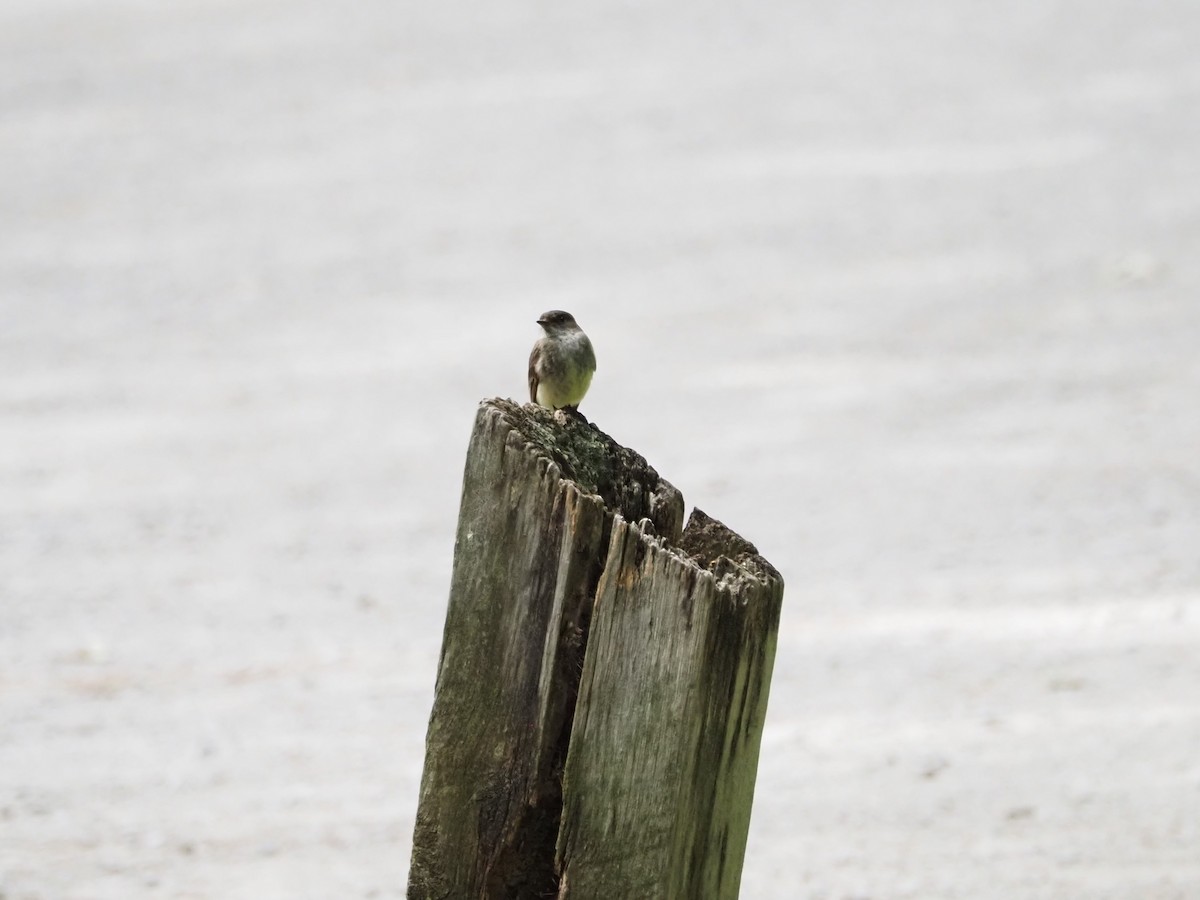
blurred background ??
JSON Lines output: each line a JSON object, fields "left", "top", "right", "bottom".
{"left": 2, "top": 0, "right": 1199, "bottom": 897}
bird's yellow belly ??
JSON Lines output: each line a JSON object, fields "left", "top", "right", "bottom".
{"left": 537, "top": 366, "right": 593, "bottom": 409}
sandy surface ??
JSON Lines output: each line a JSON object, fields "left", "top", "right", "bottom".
{"left": 2, "top": 1, "right": 1199, "bottom": 897}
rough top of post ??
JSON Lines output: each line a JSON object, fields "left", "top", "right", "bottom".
{"left": 483, "top": 397, "right": 683, "bottom": 539}
{"left": 480, "top": 398, "right": 782, "bottom": 590}
{"left": 678, "top": 507, "right": 782, "bottom": 590}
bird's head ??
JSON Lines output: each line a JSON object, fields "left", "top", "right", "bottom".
{"left": 536, "top": 310, "right": 580, "bottom": 333}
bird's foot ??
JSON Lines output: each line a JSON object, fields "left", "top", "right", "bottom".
{"left": 555, "top": 405, "right": 587, "bottom": 425}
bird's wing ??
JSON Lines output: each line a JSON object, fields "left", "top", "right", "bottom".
{"left": 527, "top": 343, "right": 541, "bottom": 403}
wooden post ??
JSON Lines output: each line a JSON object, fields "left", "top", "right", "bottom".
{"left": 408, "top": 399, "right": 783, "bottom": 899}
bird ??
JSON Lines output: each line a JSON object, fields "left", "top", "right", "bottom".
{"left": 528, "top": 310, "right": 596, "bottom": 413}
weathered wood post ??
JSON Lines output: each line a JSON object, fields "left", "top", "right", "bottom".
{"left": 408, "top": 398, "right": 783, "bottom": 899}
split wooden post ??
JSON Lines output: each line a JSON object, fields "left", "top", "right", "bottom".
{"left": 408, "top": 398, "right": 784, "bottom": 899}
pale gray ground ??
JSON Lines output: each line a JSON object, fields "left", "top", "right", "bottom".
{"left": 2, "top": 1, "right": 1199, "bottom": 898}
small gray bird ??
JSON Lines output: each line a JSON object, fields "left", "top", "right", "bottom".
{"left": 528, "top": 310, "right": 596, "bottom": 412}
